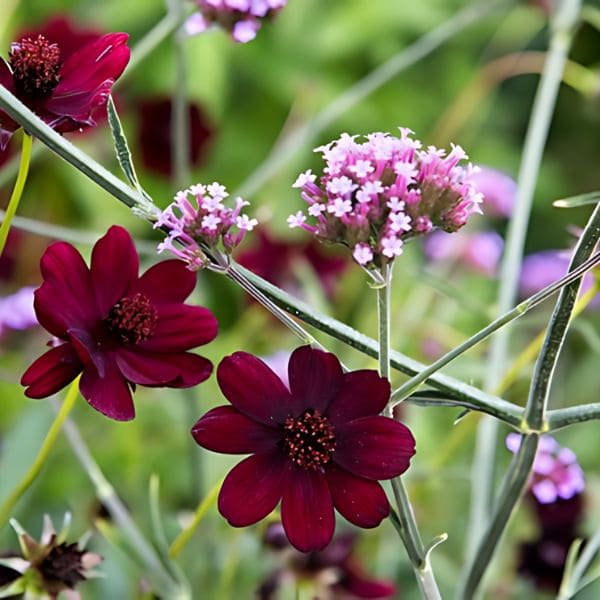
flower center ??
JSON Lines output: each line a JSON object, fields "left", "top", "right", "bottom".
{"left": 9, "top": 35, "right": 61, "bottom": 98}
{"left": 39, "top": 542, "right": 85, "bottom": 588}
{"left": 104, "top": 293, "right": 158, "bottom": 345}
{"left": 282, "top": 410, "right": 336, "bottom": 470}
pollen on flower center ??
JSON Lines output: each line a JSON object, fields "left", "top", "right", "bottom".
{"left": 9, "top": 35, "right": 62, "bottom": 98}
{"left": 282, "top": 409, "right": 336, "bottom": 470}
{"left": 104, "top": 293, "right": 157, "bottom": 345}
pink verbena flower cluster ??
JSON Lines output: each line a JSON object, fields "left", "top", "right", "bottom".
{"left": 289, "top": 129, "right": 483, "bottom": 269}
{"left": 506, "top": 434, "right": 585, "bottom": 504}
{"left": 186, "top": 0, "right": 287, "bottom": 43}
{"left": 155, "top": 182, "right": 258, "bottom": 270}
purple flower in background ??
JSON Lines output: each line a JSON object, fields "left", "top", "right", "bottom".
{"left": 290, "top": 129, "right": 483, "bottom": 270}
{"left": 258, "top": 523, "right": 397, "bottom": 599}
{"left": 519, "top": 250, "right": 600, "bottom": 309}
{"left": 506, "top": 434, "right": 585, "bottom": 504}
{"left": 156, "top": 182, "right": 258, "bottom": 270}
{"left": 423, "top": 229, "right": 504, "bottom": 276}
{"left": 186, "top": 0, "right": 288, "bottom": 43}
{"left": 0, "top": 286, "right": 37, "bottom": 336}
{"left": 471, "top": 166, "right": 516, "bottom": 218}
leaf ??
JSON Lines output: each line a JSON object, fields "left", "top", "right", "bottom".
{"left": 106, "top": 96, "right": 153, "bottom": 207}
{"left": 553, "top": 191, "right": 600, "bottom": 208}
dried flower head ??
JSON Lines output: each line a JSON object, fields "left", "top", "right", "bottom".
{"left": 289, "top": 129, "right": 482, "bottom": 273}
{"left": 186, "top": 0, "right": 288, "bottom": 43}
{"left": 0, "top": 514, "right": 101, "bottom": 600}
{"left": 156, "top": 182, "right": 258, "bottom": 270}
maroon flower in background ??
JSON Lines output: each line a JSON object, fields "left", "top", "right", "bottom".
{"left": 259, "top": 523, "right": 396, "bottom": 599}
{"left": 137, "top": 96, "right": 214, "bottom": 178}
{"left": 192, "top": 345, "right": 415, "bottom": 552}
{"left": 237, "top": 228, "right": 347, "bottom": 299}
{"left": 0, "top": 19, "right": 130, "bottom": 148}
{"left": 21, "top": 226, "right": 218, "bottom": 421}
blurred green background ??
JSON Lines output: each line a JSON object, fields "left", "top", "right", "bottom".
{"left": 1, "top": 0, "right": 600, "bottom": 598}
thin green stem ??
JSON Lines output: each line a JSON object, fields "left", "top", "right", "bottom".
{"left": 388, "top": 251, "right": 600, "bottom": 406}
{"left": 58, "top": 412, "right": 183, "bottom": 598}
{"left": 379, "top": 267, "right": 441, "bottom": 599}
{"left": 0, "top": 86, "right": 140, "bottom": 209}
{"left": 171, "top": 0, "right": 190, "bottom": 187}
{"left": 0, "top": 132, "right": 31, "bottom": 257}
{"left": 0, "top": 379, "right": 79, "bottom": 527}
{"left": 558, "top": 524, "right": 600, "bottom": 599}
{"left": 168, "top": 478, "right": 223, "bottom": 558}
{"left": 463, "top": 0, "right": 582, "bottom": 578}
{"left": 235, "top": 0, "right": 511, "bottom": 198}
{"left": 547, "top": 403, "right": 600, "bottom": 430}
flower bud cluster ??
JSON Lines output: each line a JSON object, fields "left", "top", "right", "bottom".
{"left": 155, "top": 182, "right": 257, "bottom": 270}
{"left": 186, "top": 0, "right": 287, "bottom": 43}
{"left": 289, "top": 129, "right": 483, "bottom": 269}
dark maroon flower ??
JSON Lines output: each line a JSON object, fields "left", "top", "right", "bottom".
{"left": 21, "top": 226, "right": 218, "bottom": 421}
{"left": 237, "top": 228, "right": 347, "bottom": 299}
{"left": 259, "top": 523, "right": 396, "bottom": 599}
{"left": 0, "top": 23, "right": 130, "bottom": 148}
{"left": 137, "top": 96, "right": 214, "bottom": 178}
{"left": 192, "top": 345, "right": 415, "bottom": 552}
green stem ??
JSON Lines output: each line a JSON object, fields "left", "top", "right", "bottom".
{"left": 379, "top": 267, "right": 441, "bottom": 599}
{"left": 547, "top": 403, "right": 600, "bottom": 430}
{"left": 388, "top": 251, "right": 600, "bottom": 406}
{"left": 558, "top": 523, "right": 600, "bottom": 599}
{"left": 58, "top": 412, "right": 183, "bottom": 598}
{"left": 171, "top": 0, "right": 190, "bottom": 187}
{"left": 0, "top": 132, "right": 31, "bottom": 257}
{"left": 235, "top": 0, "right": 511, "bottom": 198}
{"left": 462, "top": 0, "right": 582, "bottom": 578}
{"left": 168, "top": 477, "right": 223, "bottom": 558}
{"left": 0, "top": 379, "right": 79, "bottom": 527}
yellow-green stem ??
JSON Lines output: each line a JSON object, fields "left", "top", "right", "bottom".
{"left": 0, "top": 132, "right": 32, "bottom": 257}
{"left": 0, "top": 378, "right": 79, "bottom": 527}
{"left": 168, "top": 477, "right": 223, "bottom": 558}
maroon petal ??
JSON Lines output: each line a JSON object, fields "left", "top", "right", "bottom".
{"left": 337, "top": 564, "right": 396, "bottom": 599}
{"left": 132, "top": 259, "right": 197, "bottom": 304}
{"left": 90, "top": 226, "right": 139, "bottom": 315}
{"left": 218, "top": 452, "right": 287, "bottom": 526}
{"left": 217, "top": 352, "right": 293, "bottom": 426}
{"left": 327, "top": 370, "right": 390, "bottom": 426}
{"left": 47, "top": 33, "right": 129, "bottom": 119}
{"left": 140, "top": 304, "right": 217, "bottom": 352}
{"left": 334, "top": 417, "right": 415, "bottom": 480}
{"left": 80, "top": 356, "right": 135, "bottom": 421}
{"left": 326, "top": 465, "right": 389, "bottom": 528}
{"left": 0, "top": 59, "right": 14, "bottom": 90}
{"left": 21, "top": 344, "right": 82, "bottom": 398}
{"left": 35, "top": 241, "right": 97, "bottom": 331}
{"left": 115, "top": 349, "right": 213, "bottom": 388}
{"left": 0, "top": 60, "right": 18, "bottom": 149}
{"left": 281, "top": 467, "right": 335, "bottom": 552}
{"left": 192, "top": 406, "right": 280, "bottom": 454}
{"left": 287, "top": 346, "right": 343, "bottom": 415}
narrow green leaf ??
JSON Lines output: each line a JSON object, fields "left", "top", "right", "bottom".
{"left": 557, "top": 538, "right": 583, "bottom": 599}
{"left": 553, "top": 191, "right": 600, "bottom": 208}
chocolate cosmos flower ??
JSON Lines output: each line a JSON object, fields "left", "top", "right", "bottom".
{"left": 21, "top": 226, "right": 218, "bottom": 421}
{"left": 192, "top": 346, "right": 415, "bottom": 552}
{"left": 0, "top": 25, "right": 129, "bottom": 148}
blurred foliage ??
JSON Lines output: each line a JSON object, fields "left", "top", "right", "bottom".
{"left": 1, "top": 0, "right": 600, "bottom": 598}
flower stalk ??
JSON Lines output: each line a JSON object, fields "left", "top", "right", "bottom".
{"left": 377, "top": 267, "right": 441, "bottom": 599}
{"left": 0, "top": 131, "right": 31, "bottom": 258}
{"left": 0, "top": 378, "right": 79, "bottom": 528}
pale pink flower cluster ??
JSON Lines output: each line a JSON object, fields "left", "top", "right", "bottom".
{"left": 155, "top": 182, "right": 257, "bottom": 270}
{"left": 506, "top": 434, "right": 585, "bottom": 504}
{"left": 289, "top": 129, "right": 483, "bottom": 269}
{"left": 186, "top": 0, "right": 288, "bottom": 43}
